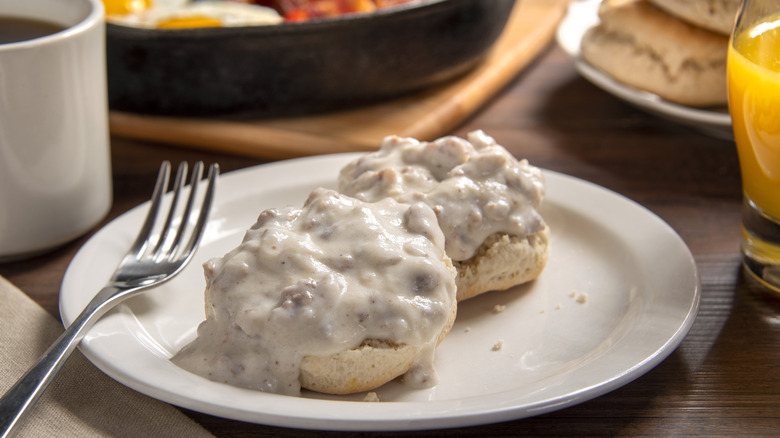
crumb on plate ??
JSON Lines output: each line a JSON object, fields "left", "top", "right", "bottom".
{"left": 363, "top": 392, "right": 380, "bottom": 402}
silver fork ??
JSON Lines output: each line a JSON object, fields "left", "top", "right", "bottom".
{"left": 0, "top": 161, "right": 219, "bottom": 438}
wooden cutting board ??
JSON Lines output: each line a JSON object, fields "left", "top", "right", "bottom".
{"left": 109, "top": 0, "right": 570, "bottom": 160}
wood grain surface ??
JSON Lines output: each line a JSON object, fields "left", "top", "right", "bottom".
{"left": 2, "top": 18, "right": 779, "bottom": 438}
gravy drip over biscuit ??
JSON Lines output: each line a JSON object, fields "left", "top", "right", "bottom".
{"left": 172, "top": 188, "right": 456, "bottom": 395}
{"left": 338, "top": 130, "right": 546, "bottom": 261}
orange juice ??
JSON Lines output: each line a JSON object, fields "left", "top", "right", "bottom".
{"left": 728, "top": 15, "right": 780, "bottom": 219}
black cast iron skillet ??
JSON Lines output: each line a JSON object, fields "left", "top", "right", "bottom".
{"left": 106, "top": 0, "right": 516, "bottom": 117}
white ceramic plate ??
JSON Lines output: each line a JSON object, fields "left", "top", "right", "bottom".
{"left": 556, "top": 0, "right": 733, "bottom": 140}
{"left": 60, "top": 154, "right": 700, "bottom": 431}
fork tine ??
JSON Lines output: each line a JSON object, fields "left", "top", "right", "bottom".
{"left": 151, "top": 162, "right": 188, "bottom": 257}
{"left": 178, "top": 163, "right": 219, "bottom": 263}
{"left": 161, "top": 161, "right": 204, "bottom": 260}
{"left": 128, "top": 161, "right": 171, "bottom": 258}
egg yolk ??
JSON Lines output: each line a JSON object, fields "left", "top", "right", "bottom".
{"left": 156, "top": 16, "right": 223, "bottom": 28}
{"left": 103, "top": 0, "right": 151, "bottom": 15}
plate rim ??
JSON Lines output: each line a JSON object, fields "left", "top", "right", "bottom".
{"left": 60, "top": 153, "right": 701, "bottom": 431}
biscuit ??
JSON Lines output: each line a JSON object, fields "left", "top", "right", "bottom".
{"left": 454, "top": 226, "right": 550, "bottom": 302}
{"left": 581, "top": 0, "right": 729, "bottom": 107}
{"left": 648, "top": 0, "right": 739, "bottom": 35}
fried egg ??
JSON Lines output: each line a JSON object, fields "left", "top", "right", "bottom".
{"left": 104, "top": 0, "right": 283, "bottom": 29}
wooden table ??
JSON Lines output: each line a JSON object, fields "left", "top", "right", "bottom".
{"left": 2, "top": 43, "right": 779, "bottom": 437}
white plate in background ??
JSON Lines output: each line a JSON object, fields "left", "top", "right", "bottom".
{"left": 556, "top": 0, "right": 733, "bottom": 140}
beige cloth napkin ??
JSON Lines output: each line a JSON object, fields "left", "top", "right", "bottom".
{"left": 0, "top": 276, "right": 215, "bottom": 437}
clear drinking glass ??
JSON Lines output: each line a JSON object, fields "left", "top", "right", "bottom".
{"left": 727, "top": 0, "right": 780, "bottom": 292}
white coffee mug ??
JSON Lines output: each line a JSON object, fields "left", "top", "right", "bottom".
{"left": 0, "top": 0, "right": 112, "bottom": 261}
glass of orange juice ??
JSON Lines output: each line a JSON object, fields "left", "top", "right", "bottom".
{"left": 728, "top": 0, "right": 780, "bottom": 292}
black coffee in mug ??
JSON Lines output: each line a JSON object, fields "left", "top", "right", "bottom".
{"left": 0, "top": 17, "right": 65, "bottom": 44}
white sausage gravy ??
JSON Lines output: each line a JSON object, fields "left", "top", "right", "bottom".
{"left": 338, "top": 130, "right": 547, "bottom": 261}
{"left": 172, "top": 188, "right": 457, "bottom": 396}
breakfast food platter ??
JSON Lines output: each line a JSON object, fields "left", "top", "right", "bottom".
{"left": 60, "top": 153, "right": 700, "bottom": 431}
{"left": 556, "top": 0, "right": 733, "bottom": 140}
{"left": 107, "top": 0, "right": 570, "bottom": 159}
{"left": 106, "top": 0, "right": 515, "bottom": 117}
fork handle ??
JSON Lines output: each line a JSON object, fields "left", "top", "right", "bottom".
{"left": 0, "top": 286, "right": 118, "bottom": 438}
